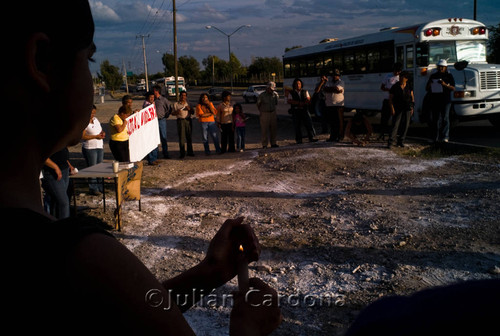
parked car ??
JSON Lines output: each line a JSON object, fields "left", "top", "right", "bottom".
{"left": 242, "top": 85, "right": 267, "bottom": 103}
{"left": 208, "top": 87, "right": 225, "bottom": 101}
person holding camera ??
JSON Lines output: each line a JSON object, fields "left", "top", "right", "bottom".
{"left": 426, "top": 59, "right": 455, "bottom": 143}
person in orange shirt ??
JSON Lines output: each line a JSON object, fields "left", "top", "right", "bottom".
{"left": 196, "top": 93, "right": 221, "bottom": 155}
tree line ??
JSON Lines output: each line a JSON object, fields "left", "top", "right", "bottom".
{"left": 98, "top": 53, "right": 284, "bottom": 91}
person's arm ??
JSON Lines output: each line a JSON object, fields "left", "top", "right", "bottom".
{"left": 44, "top": 158, "right": 62, "bottom": 180}
{"left": 68, "top": 233, "right": 196, "bottom": 335}
{"left": 68, "top": 218, "right": 280, "bottom": 335}
{"left": 315, "top": 76, "right": 327, "bottom": 93}
{"left": 410, "top": 90, "right": 415, "bottom": 115}
{"left": 388, "top": 93, "right": 396, "bottom": 116}
{"left": 441, "top": 76, "right": 455, "bottom": 91}
{"left": 112, "top": 115, "right": 127, "bottom": 133}
{"left": 82, "top": 129, "right": 105, "bottom": 141}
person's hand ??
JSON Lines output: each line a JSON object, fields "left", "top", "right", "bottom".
{"left": 230, "top": 278, "right": 282, "bottom": 336}
{"left": 203, "top": 217, "right": 260, "bottom": 286}
{"left": 54, "top": 166, "right": 62, "bottom": 181}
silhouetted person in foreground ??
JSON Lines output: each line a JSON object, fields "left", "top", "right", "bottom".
{"left": 1, "top": 1, "right": 281, "bottom": 334}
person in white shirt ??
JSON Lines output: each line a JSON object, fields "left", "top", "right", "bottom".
{"left": 379, "top": 62, "right": 402, "bottom": 140}
{"left": 317, "top": 69, "right": 345, "bottom": 142}
{"left": 81, "top": 105, "right": 105, "bottom": 195}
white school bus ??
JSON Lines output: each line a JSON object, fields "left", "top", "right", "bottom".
{"left": 283, "top": 18, "right": 500, "bottom": 127}
{"left": 156, "top": 76, "right": 187, "bottom": 97}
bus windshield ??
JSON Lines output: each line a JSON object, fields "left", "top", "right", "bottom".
{"left": 427, "top": 41, "right": 486, "bottom": 65}
{"left": 166, "top": 80, "right": 184, "bottom": 86}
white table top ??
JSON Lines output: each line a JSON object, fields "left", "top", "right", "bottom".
{"left": 70, "top": 162, "right": 121, "bottom": 179}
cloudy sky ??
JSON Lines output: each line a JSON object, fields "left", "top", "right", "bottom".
{"left": 89, "top": 0, "right": 500, "bottom": 75}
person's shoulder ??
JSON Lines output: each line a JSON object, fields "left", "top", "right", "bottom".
{"left": 110, "top": 115, "right": 121, "bottom": 126}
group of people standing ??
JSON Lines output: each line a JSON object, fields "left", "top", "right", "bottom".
{"left": 380, "top": 59, "right": 455, "bottom": 148}
{"left": 109, "top": 86, "right": 250, "bottom": 162}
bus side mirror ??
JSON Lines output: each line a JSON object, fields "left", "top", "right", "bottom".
{"left": 454, "top": 60, "right": 468, "bottom": 71}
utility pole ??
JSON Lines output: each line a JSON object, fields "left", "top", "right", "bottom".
{"left": 137, "top": 34, "right": 150, "bottom": 92}
{"left": 122, "top": 58, "right": 129, "bottom": 94}
{"left": 473, "top": 0, "right": 477, "bottom": 20}
{"left": 173, "top": 0, "right": 179, "bottom": 101}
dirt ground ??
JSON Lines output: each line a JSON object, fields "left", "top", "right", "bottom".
{"left": 70, "top": 96, "right": 500, "bottom": 335}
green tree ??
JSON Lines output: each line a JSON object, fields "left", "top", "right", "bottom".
{"left": 162, "top": 53, "right": 183, "bottom": 76}
{"left": 202, "top": 55, "right": 227, "bottom": 83}
{"left": 487, "top": 22, "right": 500, "bottom": 64}
{"left": 98, "top": 60, "right": 122, "bottom": 91}
{"left": 178, "top": 55, "right": 201, "bottom": 83}
{"left": 228, "top": 52, "right": 246, "bottom": 79}
{"left": 248, "top": 57, "right": 283, "bottom": 82}
{"left": 248, "top": 57, "right": 282, "bottom": 76}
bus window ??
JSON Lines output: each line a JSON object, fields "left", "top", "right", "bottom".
{"left": 284, "top": 62, "right": 291, "bottom": 78}
{"left": 396, "top": 46, "right": 404, "bottom": 65}
{"left": 324, "top": 56, "right": 333, "bottom": 74}
{"left": 355, "top": 50, "right": 367, "bottom": 72}
{"left": 367, "top": 49, "right": 380, "bottom": 72}
{"left": 308, "top": 58, "right": 316, "bottom": 76}
{"left": 300, "top": 60, "right": 308, "bottom": 77}
{"left": 406, "top": 45, "right": 414, "bottom": 69}
{"left": 456, "top": 41, "right": 487, "bottom": 62}
{"left": 315, "top": 57, "right": 324, "bottom": 75}
{"left": 429, "top": 41, "right": 457, "bottom": 64}
{"left": 291, "top": 61, "right": 300, "bottom": 78}
{"left": 344, "top": 52, "right": 354, "bottom": 73}
{"left": 333, "top": 53, "right": 343, "bottom": 72}
{"left": 416, "top": 42, "right": 429, "bottom": 66}
{"left": 380, "top": 47, "right": 393, "bottom": 72}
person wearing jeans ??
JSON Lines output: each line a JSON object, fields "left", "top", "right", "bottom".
{"left": 153, "top": 85, "right": 171, "bottom": 158}
{"left": 196, "top": 93, "right": 221, "bottom": 155}
{"left": 81, "top": 105, "right": 105, "bottom": 194}
{"left": 426, "top": 59, "right": 455, "bottom": 143}
{"left": 387, "top": 72, "right": 414, "bottom": 148}
{"left": 41, "top": 148, "right": 71, "bottom": 219}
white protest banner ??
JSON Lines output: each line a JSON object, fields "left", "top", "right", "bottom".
{"left": 126, "top": 104, "right": 160, "bottom": 162}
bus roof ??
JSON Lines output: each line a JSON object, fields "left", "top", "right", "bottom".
{"left": 283, "top": 18, "right": 486, "bottom": 59}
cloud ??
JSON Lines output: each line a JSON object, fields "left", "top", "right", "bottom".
{"left": 90, "top": 1, "right": 121, "bottom": 22}
{"left": 190, "top": 3, "right": 228, "bottom": 22}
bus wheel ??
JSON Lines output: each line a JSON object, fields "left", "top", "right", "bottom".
{"left": 488, "top": 114, "right": 500, "bottom": 128}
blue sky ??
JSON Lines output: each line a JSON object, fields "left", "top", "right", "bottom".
{"left": 89, "top": 0, "right": 500, "bottom": 76}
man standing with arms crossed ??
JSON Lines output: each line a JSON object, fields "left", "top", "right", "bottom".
{"left": 257, "top": 82, "right": 279, "bottom": 148}
{"left": 172, "top": 91, "right": 194, "bottom": 159}
{"left": 153, "top": 84, "right": 171, "bottom": 159}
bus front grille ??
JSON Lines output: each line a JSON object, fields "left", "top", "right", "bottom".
{"left": 480, "top": 70, "right": 500, "bottom": 90}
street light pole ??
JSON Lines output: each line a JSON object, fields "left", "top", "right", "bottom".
{"left": 205, "top": 25, "right": 251, "bottom": 94}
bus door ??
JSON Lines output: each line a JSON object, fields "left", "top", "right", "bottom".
{"left": 396, "top": 43, "right": 426, "bottom": 121}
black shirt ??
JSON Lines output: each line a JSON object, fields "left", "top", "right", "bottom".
{"left": 427, "top": 71, "right": 455, "bottom": 103}
{"left": 390, "top": 82, "right": 413, "bottom": 112}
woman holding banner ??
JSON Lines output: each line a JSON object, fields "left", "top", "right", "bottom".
{"left": 109, "top": 105, "right": 132, "bottom": 162}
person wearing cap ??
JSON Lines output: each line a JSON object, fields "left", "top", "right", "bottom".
{"left": 426, "top": 59, "right": 455, "bottom": 143}
{"left": 257, "top": 81, "right": 280, "bottom": 148}
{"left": 319, "top": 69, "right": 345, "bottom": 142}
